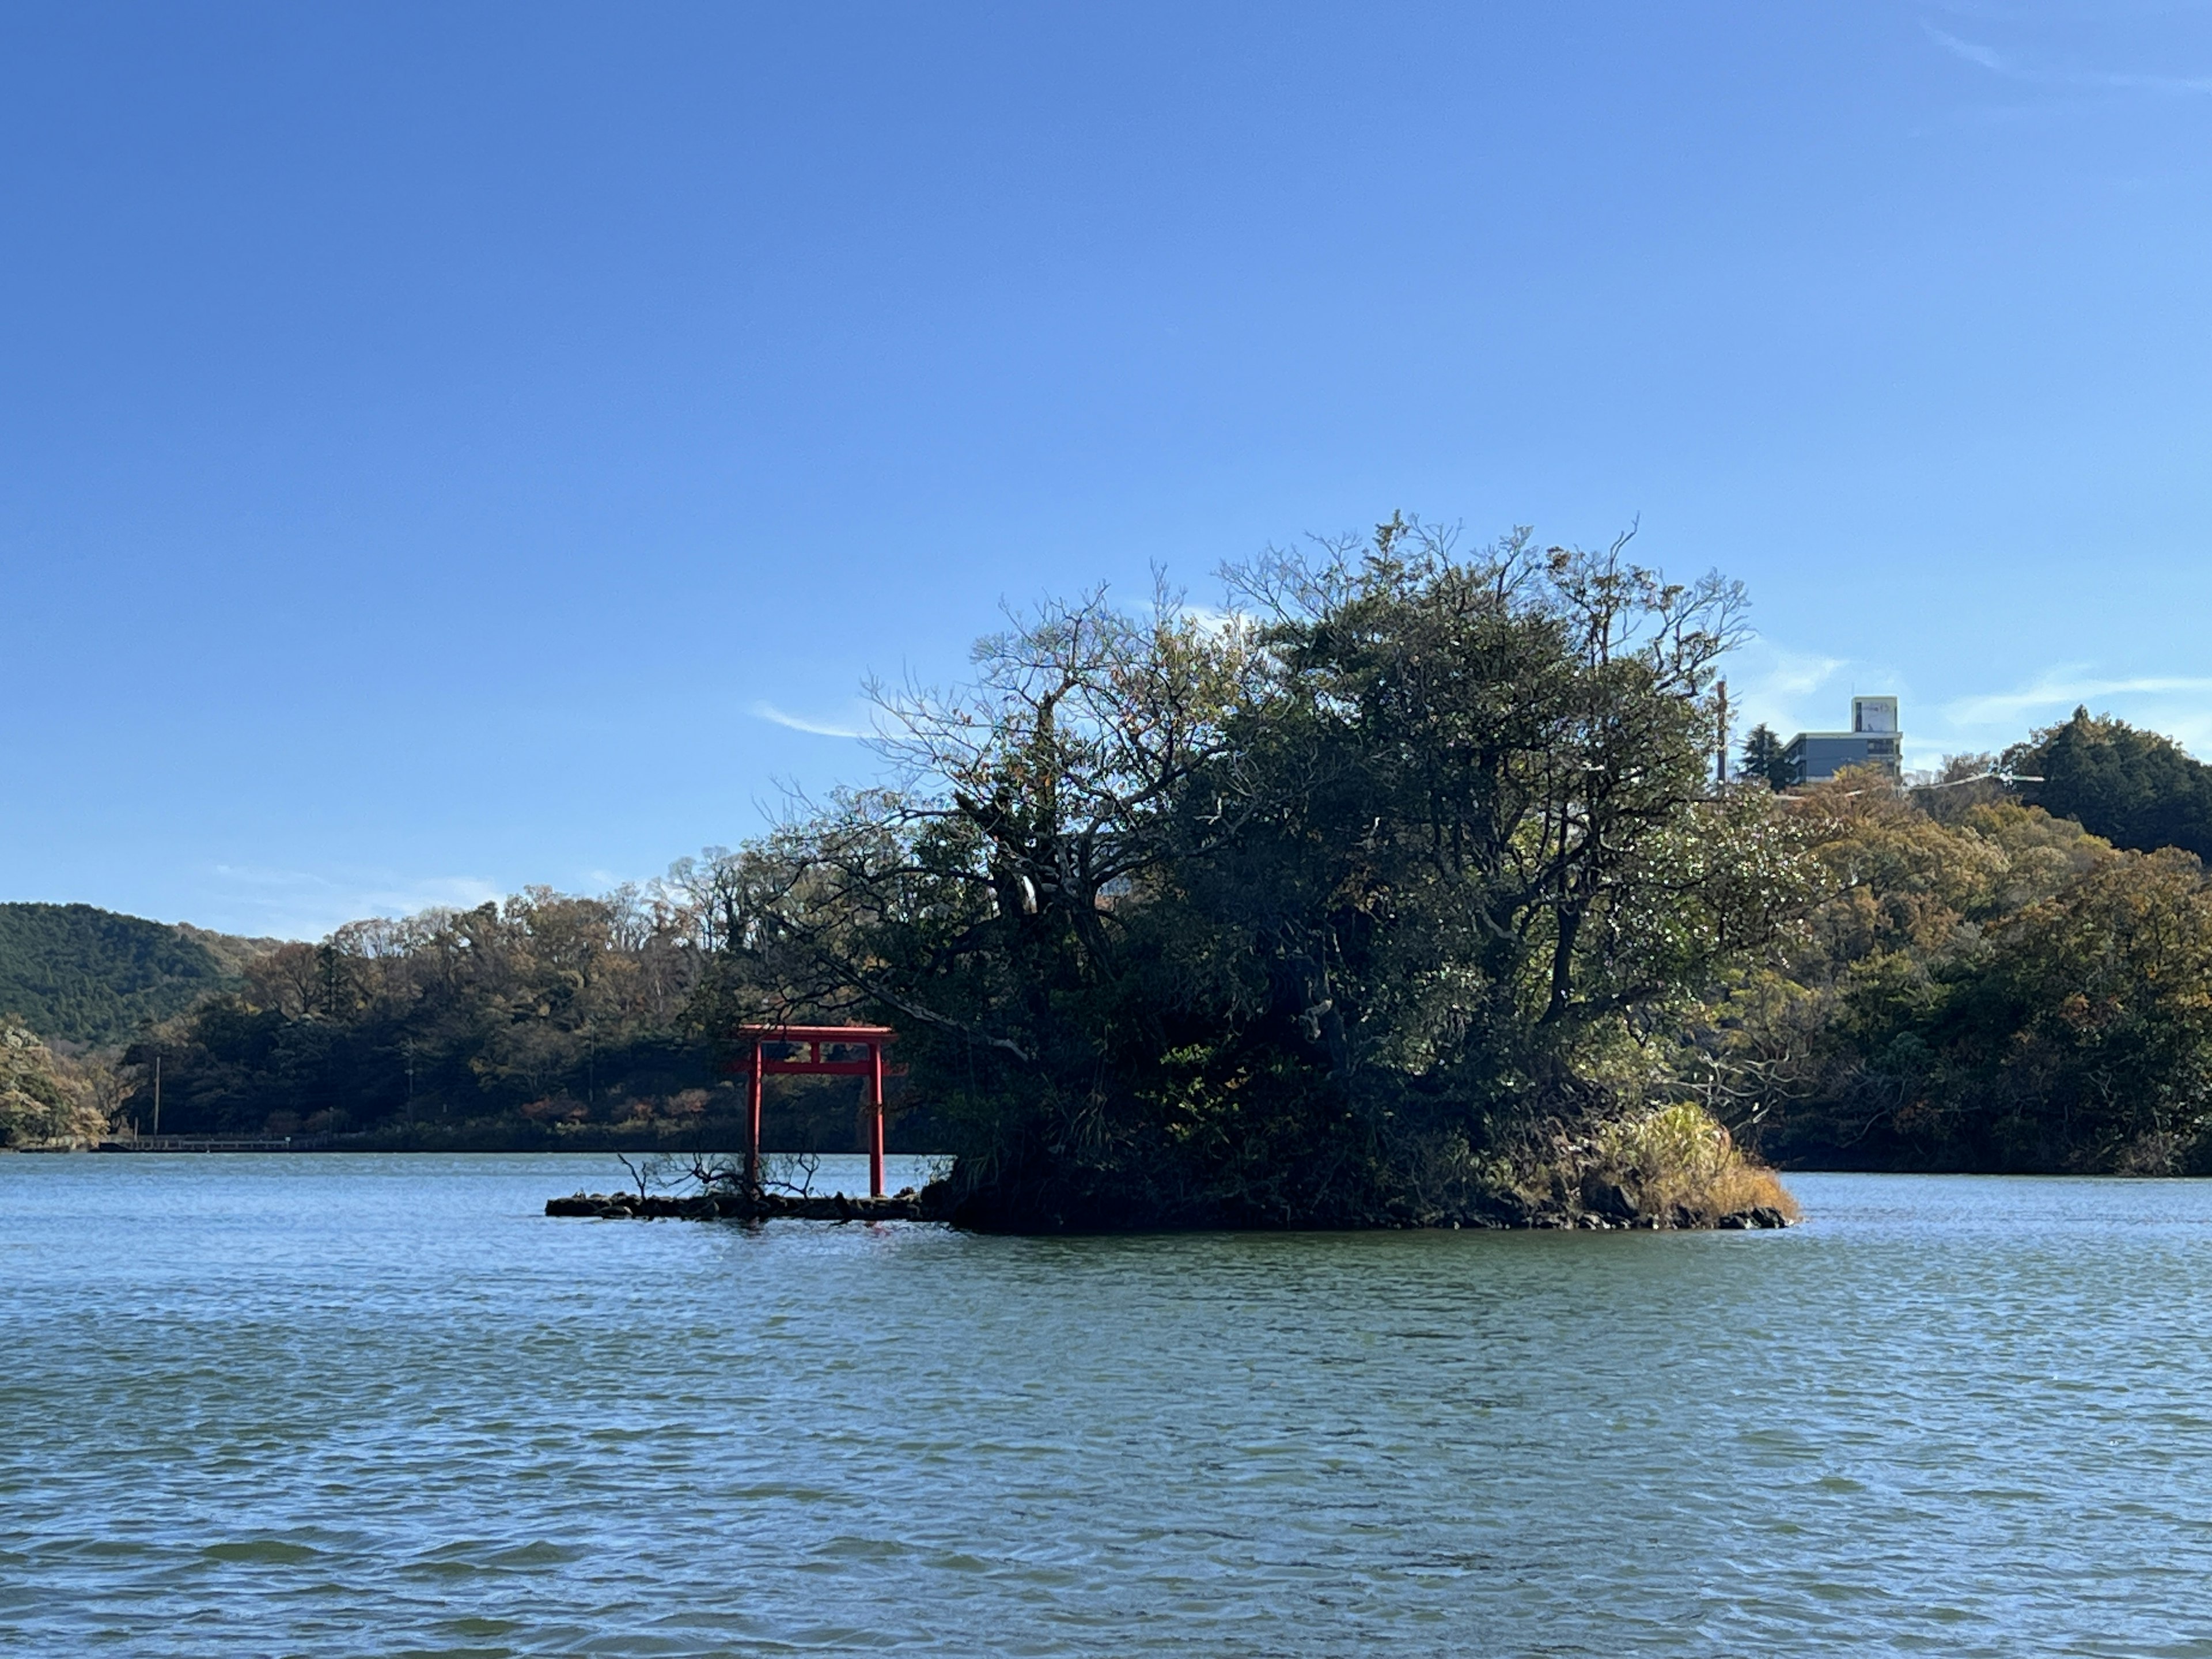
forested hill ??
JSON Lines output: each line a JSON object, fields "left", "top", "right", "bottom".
{"left": 2008, "top": 709, "right": 2212, "bottom": 863}
{"left": 0, "top": 904, "right": 277, "bottom": 1047}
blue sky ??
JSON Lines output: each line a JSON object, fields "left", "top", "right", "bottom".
{"left": 6, "top": 1, "right": 2212, "bottom": 938}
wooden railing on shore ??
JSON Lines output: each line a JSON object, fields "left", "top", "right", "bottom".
{"left": 56, "top": 1134, "right": 342, "bottom": 1154}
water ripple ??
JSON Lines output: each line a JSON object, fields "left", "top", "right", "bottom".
{"left": 8, "top": 1158, "right": 2212, "bottom": 1653}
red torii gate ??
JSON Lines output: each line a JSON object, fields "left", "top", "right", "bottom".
{"left": 733, "top": 1025, "right": 899, "bottom": 1198}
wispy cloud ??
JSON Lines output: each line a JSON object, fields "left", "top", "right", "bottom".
{"left": 1944, "top": 671, "right": 2212, "bottom": 726}
{"left": 1923, "top": 20, "right": 2212, "bottom": 93}
{"left": 207, "top": 864, "right": 506, "bottom": 940}
{"left": 2092, "top": 69, "right": 2212, "bottom": 93}
{"left": 1730, "top": 642, "right": 1850, "bottom": 704}
{"left": 1886, "top": 666, "right": 2212, "bottom": 763}
{"left": 750, "top": 700, "right": 871, "bottom": 740}
{"left": 1720, "top": 641, "right": 1858, "bottom": 747}
{"left": 1927, "top": 25, "right": 2008, "bottom": 71}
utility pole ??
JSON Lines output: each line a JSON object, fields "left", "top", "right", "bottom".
{"left": 152, "top": 1051, "right": 161, "bottom": 1139}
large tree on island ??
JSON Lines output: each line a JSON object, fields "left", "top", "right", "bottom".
{"left": 695, "top": 520, "right": 1811, "bottom": 1228}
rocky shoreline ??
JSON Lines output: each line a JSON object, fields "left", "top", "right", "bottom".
{"left": 544, "top": 1187, "right": 1794, "bottom": 1230}
{"left": 546, "top": 1188, "right": 930, "bottom": 1222}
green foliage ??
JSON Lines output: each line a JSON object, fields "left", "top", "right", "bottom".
{"left": 2008, "top": 707, "right": 2212, "bottom": 862}
{"left": 129, "top": 888, "right": 720, "bottom": 1137}
{"left": 1740, "top": 722, "right": 1790, "bottom": 789}
{"left": 0, "top": 903, "right": 263, "bottom": 1047}
{"left": 53, "top": 544, "right": 2212, "bottom": 1194}
{"left": 0, "top": 1019, "right": 109, "bottom": 1146}
{"left": 1712, "top": 776, "right": 2212, "bottom": 1173}
{"left": 706, "top": 522, "right": 1812, "bottom": 1226}
{"left": 690, "top": 534, "right": 2212, "bottom": 1198}
{"left": 1929, "top": 849, "right": 2212, "bottom": 1164}
{"left": 124, "top": 884, "right": 910, "bottom": 1148}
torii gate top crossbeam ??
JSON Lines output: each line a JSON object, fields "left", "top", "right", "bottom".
{"left": 741, "top": 1025, "right": 897, "bottom": 1044}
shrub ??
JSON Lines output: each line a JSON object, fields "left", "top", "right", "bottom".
{"left": 1592, "top": 1103, "right": 1800, "bottom": 1226}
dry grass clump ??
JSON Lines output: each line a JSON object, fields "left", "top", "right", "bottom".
{"left": 1592, "top": 1101, "right": 1800, "bottom": 1227}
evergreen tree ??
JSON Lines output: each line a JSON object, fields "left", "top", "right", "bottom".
{"left": 1740, "top": 723, "right": 1790, "bottom": 789}
{"left": 2006, "top": 708, "right": 2212, "bottom": 862}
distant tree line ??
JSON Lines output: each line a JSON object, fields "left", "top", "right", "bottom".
{"left": 124, "top": 887, "right": 705, "bottom": 1137}
{"left": 1691, "top": 704, "right": 2212, "bottom": 1172}
{"left": 111, "top": 883, "right": 907, "bottom": 1150}
{"left": 1701, "top": 783, "right": 2212, "bottom": 1173}
{"left": 1736, "top": 704, "right": 2212, "bottom": 859}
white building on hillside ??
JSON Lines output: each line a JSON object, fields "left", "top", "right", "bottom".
{"left": 1783, "top": 696, "right": 1901, "bottom": 784}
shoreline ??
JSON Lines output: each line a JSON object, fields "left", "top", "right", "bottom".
{"left": 14, "top": 1127, "right": 935, "bottom": 1156}
{"left": 541, "top": 1185, "right": 1797, "bottom": 1231}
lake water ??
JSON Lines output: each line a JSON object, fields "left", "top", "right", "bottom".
{"left": 6, "top": 1157, "right": 2212, "bottom": 1657}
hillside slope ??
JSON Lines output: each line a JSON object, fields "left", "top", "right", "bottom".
{"left": 0, "top": 903, "right": 278, "bottom": 1047}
